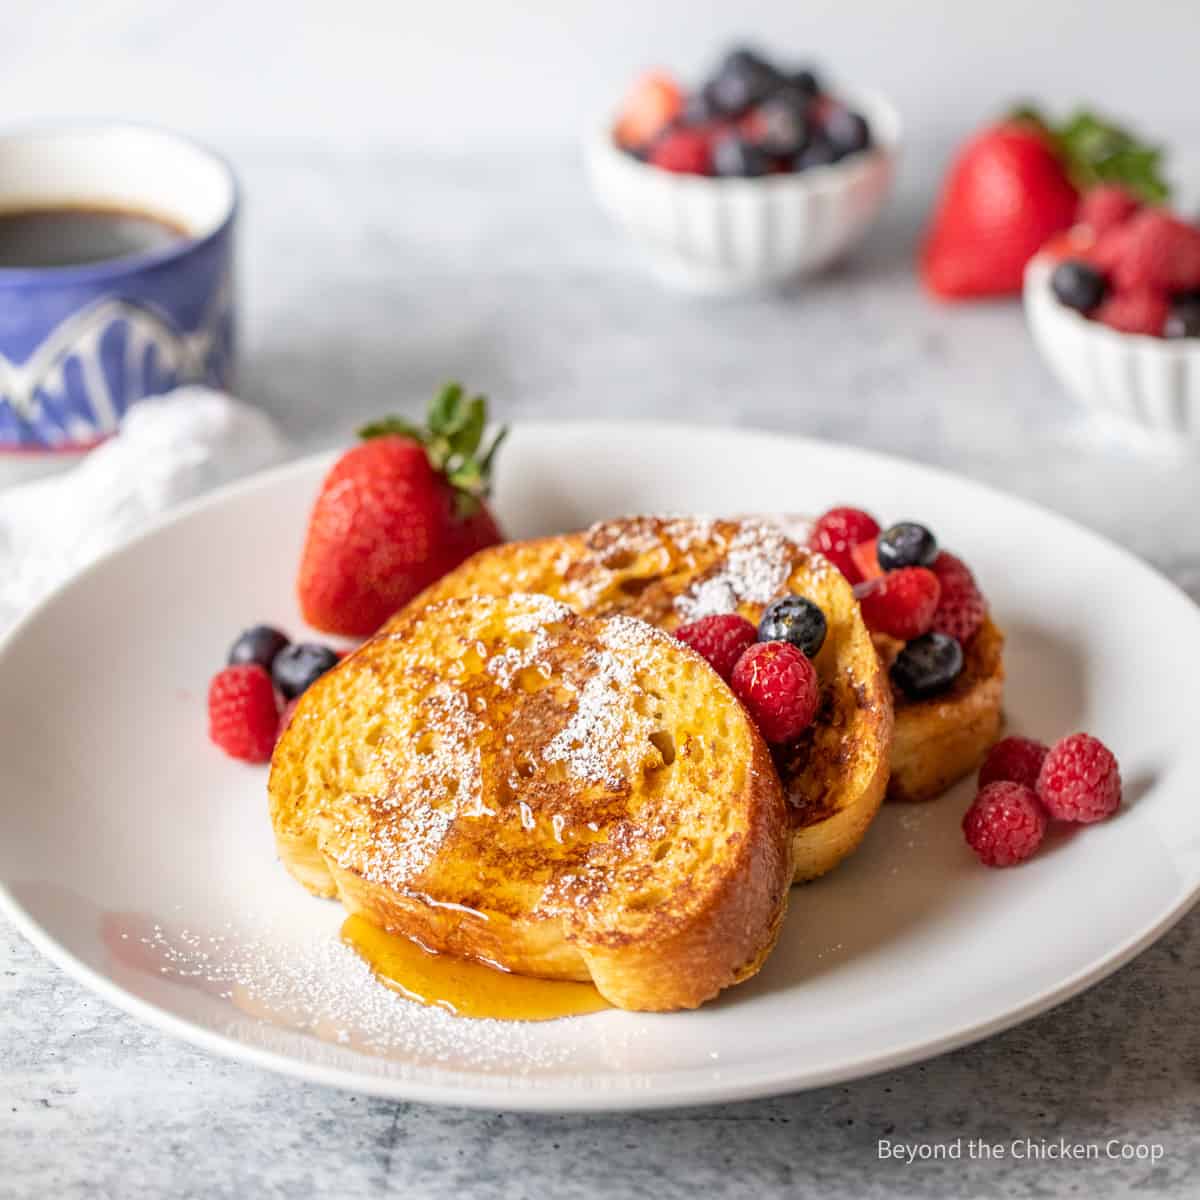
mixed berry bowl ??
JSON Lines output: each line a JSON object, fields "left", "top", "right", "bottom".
{"left": 1024, "top": 197, "right": 1200, "bottom": 440}
{"left": 587, "top": 48, "right": 899, "bottom": 295}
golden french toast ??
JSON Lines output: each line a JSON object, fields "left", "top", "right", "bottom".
{"left": 877, "top": 615, "right": 1005, "bottom": 803}
{"left": 402, "top": 516, "right": 894, "bottom": 883}
{"left": 269, "top": 593, "right": 792, "bottom": 1012}
{"left": 753, "top": 514, "right": 1005, "bottom": 803}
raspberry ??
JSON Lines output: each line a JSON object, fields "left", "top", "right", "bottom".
{"left": 1086, "top": 223, "right": 1135, "bottom": 275}
{"left": 675, "top": 613, "right": 757, "bottom": 682}
{"left": 929, "top": 551, "right": 986, "bottom": 643}
{"left": 208, "top": 664, "right": 280, "bottom": 763}
{"left": 1037, "top": 733, "right": 1122, "bottom": 823}
{"left": 963, "top": 782, "right": 1047, "bottom": 867}
{"left": 979, "top": 735, "right": 1049, "bottom": 791}
{"left": 857, "top": 567, "right": 941, "bottom": 640}
{"left": 808, "top": 506, "right": 880, "bottom": 583}
{"left": 1094, "top": 288, "right": 1169, "bottom": 337}
{"left": 730, "top": 641, "right": 819, "bottom": 743}
{"left": 1077, "top": 185, "right": 1140, "bottom": 236}
{"left": 648, "top": 128, "right": 714, "bottom": 175}
{"left": 1111, "top": 209, "right": 1200, "bottom": 293}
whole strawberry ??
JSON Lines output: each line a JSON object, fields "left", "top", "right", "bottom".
{"left": 921, "top": 121, "right": 1079, "bottom": 299}
{"left": 921, "top": 107, "right": 1168, "bottom": 301}
{"left": 298, "top": 384, "right": 506, "bottom": 637}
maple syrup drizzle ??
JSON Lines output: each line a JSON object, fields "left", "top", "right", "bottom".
{"left": 341, "top": 915, "right": 611, "bottom": 1021}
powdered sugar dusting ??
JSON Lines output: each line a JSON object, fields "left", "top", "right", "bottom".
{"left": 509, "top": 593, "right": 574, "bottom": 631}
{"left": 742, "top": 512, "right": 814, "bottom": 545}
{"left": 675, "top": 520, "right": 796, "bottom": 620}
{"left": 327, "top": 683, "right": 481, "bottom": 886}
{"left": 487, "top": 595, "right": 573, "bottom": 688}
{"left": 543, "top": 614, "right": 665, "bottom": 787}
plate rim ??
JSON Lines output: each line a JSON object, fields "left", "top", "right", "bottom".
{"left": 3, "top": 418, "right": 1199, "bottom": 1111}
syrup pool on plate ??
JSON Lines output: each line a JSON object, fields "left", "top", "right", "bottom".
{"left": 341, "top": 915, "right": 611, "bottom": 1021}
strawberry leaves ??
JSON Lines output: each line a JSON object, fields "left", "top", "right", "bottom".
{"left": 1010, "top": 105, "right": 1170, "bottom": 203}
{"left": 360, "top": 383, "right": 508, "bottom": 517}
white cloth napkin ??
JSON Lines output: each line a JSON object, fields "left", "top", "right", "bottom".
{"left": 0, "top": 388, "right": 285, "bottom": 633}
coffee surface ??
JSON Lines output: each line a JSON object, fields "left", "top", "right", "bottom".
{"left": 0, "top": 204, "right": 189, "bottom": 268}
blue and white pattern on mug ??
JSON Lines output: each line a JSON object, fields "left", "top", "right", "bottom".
{"left": 0, "top": 225, "right": 235, "bottom": 449}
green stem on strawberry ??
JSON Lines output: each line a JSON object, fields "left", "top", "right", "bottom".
{"left": 359, "top": 383, "right": 508, "bottom": 517}
{"left": 1010, "top": 105, "right": 1169, "bottom": 202}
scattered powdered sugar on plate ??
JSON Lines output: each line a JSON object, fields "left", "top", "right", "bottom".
{"left": 675, "top": 519, "right": 796, "bottom": 620}
{"left": 129, "top": 916, "right": 582, "bottom": 1070}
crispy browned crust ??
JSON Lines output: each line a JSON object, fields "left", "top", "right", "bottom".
{"left": 269, "top": 593, "right": 792, "bottom": 1012}
{"left": 778, "top": 645, "right": 894, "bottom": 881}
{"left": 404, "top": 517, "right": 894, "bottom": 883}
{"left": 882, "top": 616, "right": 1005, "bottom": 803}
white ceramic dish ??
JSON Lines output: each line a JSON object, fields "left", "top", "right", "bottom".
{"left": 586, "top": 91, "right": 899, "bottom": 295}
{"left": 1025, "top": 252, "right": 1200, "bottom": 439}
{"left": 2, "top": 421, "right": 1199, "bottom": 1112}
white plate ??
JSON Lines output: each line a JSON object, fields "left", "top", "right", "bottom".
{"left": 2, "top": 422, "right": 1199, "bottom": 1112}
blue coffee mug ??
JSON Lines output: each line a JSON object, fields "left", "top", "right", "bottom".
{"left": 0, "top": 124, "right": 236, "bottom": 470}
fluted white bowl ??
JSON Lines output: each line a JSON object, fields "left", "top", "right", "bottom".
{"left": 1025, "top": 253, "right": 1200, "bottom": 440}
{"left": 586, "top": 89, "right": 899, "bottom": 295}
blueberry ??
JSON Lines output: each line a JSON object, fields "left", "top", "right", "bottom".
{"left": 680, "top": 84, "right": 720, "bottom": 126}
{"left": 272, "top": 642, "right": 340, "bottom": 699}
{"left": 713, "top": 134, "right": 772, "bottom": 178}
{"left": 707, "top": 47, "right": 780, "bottom": 116}
{"left": 228, "top": 625, "right": 290, "bottom": 671}
{"left": 758, "top": 595, "right": 828, "bottom": 658}
{"left": 794, "top": 132, "right": 837, "bottom": 171}
{"left": 890, "top": 633, "right": 964, "bottom": 700}
{"left": 877, "top": 522, "right": 938, "bottom": 570}
{"left": 823, "top": 107, "right": 872, "bottom": 159}
{"left": 1050, "top": 259, "right": 1108, "bottom": 314}
{"left": 1165, "top": 299, "right": 1200, "bottom": 339}
{"left": 787, "top": 68, "right": 821, "bottom": 98}
{"left": 754, "top": 92, "right": 811, "bottom": 158}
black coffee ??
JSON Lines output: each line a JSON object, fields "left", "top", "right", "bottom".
{"left": 0, "top": 204, "right": 190, "bottom": 268}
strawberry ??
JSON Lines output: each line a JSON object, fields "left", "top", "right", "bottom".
{"left": 849, "top": 537, "right": 883, "bottom": 582}
{"left": 921, "top": 122, "right": 1080, "bottom": 299}
{"left": 298, "top": 384, "right": 506, "bottom": 637}
{"left": 921, "top": 108, "right": 1168, "bottom": 301}
{"left": 614, "top": 70, "right": 683, "bottom": 151}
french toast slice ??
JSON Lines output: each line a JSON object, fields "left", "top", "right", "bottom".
{"left": 753, "top": 515, "right": 1006, "bottom": 803}
{"left": 401, "top": 516, "right": 894, "bottom": 883}
{"left": 269, "top": 593, "right": 792, "bottom": 1012}
{"left": 876, "top": 615, "right": 1005, "bottom": 803}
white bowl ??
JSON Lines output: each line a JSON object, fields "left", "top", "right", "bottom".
{"left": 586, "top": 89, "right": 900, "bottom": 295}
{"left": 1025, "top": 252, "right": 1200, "bottom": 440}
